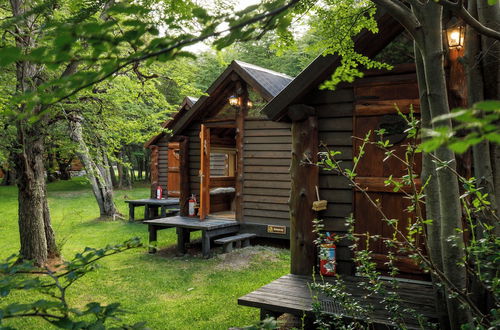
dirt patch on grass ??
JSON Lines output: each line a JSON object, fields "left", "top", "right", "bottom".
{"left": 214, "top": 246, "right": 283, "bottom": 271}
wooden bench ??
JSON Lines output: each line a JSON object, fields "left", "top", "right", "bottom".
{"left": 214, "top": 233, "right": 256, "bottom": 253}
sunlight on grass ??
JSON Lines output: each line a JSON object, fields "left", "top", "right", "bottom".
{"left": 0, "top": 178, "right": 289, "bottom": 329}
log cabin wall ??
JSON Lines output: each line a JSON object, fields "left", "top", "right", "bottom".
{"left": 309, "top": 65, "right": 418, "bottom": 276}
{"left": 308, "top": 86, "right": 356, "bottom": 275}
{"left": 185, "top": 121, "right": 202, "bottom": 197}
{"left": 241, "top": 118, "right": 292, "bottom": 237}
{"left": 156, "top": 135, "right": 170, "bottom": 191}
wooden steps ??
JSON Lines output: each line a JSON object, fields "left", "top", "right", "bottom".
{"left": 215, "top": 233, "right": 257, "bottom": 253}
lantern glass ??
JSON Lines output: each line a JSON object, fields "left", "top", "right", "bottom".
{"left": 228, "top": 96, "right": 239, "bottom": 106}
{"left": 446, "top": 25, "right": 464, "bottom": 48}
{"left": 247, "top": 100, "right": 253, "bottom": 108}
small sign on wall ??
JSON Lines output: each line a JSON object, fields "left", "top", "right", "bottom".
{"left": 267, "top": 225, "right": 287, "bottom": 235}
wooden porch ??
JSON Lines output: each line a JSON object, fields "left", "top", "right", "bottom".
{"left": 238, "top": 274, "right": 438, "bottom": 329}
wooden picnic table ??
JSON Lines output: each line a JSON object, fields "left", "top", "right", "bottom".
{"left": 125, "top": 198, "right": 179, "bottom": 221}
{"left": 144, "top": 216, "right": 240, "bottom": 258}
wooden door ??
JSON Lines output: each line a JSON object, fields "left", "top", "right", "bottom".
{"left": 199, "top": 124, "right": 210, "bottom": 219}
{"left": 167, "top": 142, "right": 181, "bottom": 197}
{"left": 353, "top": 78, "right": 425, "bottom": 279}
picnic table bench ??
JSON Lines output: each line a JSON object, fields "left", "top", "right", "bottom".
{"left": 125, "top": 198, "right": 179, "bottom": 221}
{"left": 144, "top": 216, "right": 240, "bottom": 258}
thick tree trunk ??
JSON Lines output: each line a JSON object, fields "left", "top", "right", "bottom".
{"left": 11, "top": 0, "right": 58, "bottom": 266}
{"left": 414, "top": 3, "right": 469, "bottom": 327}
{"left": 415, "top": 45, "right": 450, "bottom": 328}
{"left": 68, "top": 115, "right": 118, "bottom": 218}
{"left": 109, "top": 161, "right": 118, "bottom": 188}
{"left": 15, "top": 123, "right": 58, "bottom": 265}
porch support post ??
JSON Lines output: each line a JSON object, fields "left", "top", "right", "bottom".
{"left": 235, "top": 82, "right": 248, "bottom": 222}
{"left": 289, "top": 110, "right": 318, "bottom": 275}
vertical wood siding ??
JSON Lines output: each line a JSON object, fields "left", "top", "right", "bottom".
{"left": 157, "top": 136, "right": 169, "bottom": 188}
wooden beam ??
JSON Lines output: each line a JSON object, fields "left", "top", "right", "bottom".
{"left": 199, "top": 125, "right": 210, "bottom": 220}
{"left": 178, "top": 136, "right": 190, "bottom": 216}
{"left": 235, "top": 83, "right": 249, "bottom": 222}
{"left": 290, "top": 116, "right": 318, "bottom": 275}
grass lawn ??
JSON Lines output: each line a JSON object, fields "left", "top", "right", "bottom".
{"left": 0, "top": 177, "right": 290, "bottom": 329}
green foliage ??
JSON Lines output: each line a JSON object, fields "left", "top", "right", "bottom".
{"left": 0, "top": 238, "right": 146, "bottom": 329}
{"left": 421, "top": 101, "right": 500, "bottom": 153}
{"left": 312, "top": 109, "right": 499, "bottom": 329}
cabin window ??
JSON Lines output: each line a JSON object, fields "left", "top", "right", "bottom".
{"left": 210, "top": 149, "right": 236, "bottom": 177}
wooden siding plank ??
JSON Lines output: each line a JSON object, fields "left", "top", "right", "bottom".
{"left": 244, "top": 187, "right": 290, "bottom": 197}
{"left": 245, "top": 173, "right": 291, "bottom": 182}
{"left": 244, "top": 180, "right": 290, "bottom": 189}
{"left": 243, "top": 216, "right": 290, "bottom": 226}
{"left": 245, "top": 121, "right": 291, "bottom": 130}
{"left": 318, "top": 117, "right": 353, "bottom": 132}
{"left": 245, "top": 144, "right": 291, "bottom": 151}
{"left": 308, "top": 88, "right": 354, "bottom": 105}
{"left": 317, "top": 103, "right": 353, "bottom": 118}
{"left": 244, "top": 151, "right": 291, "bottom": 159}
{"left": 244, "top": 202, "right": 289, "bottom": 211}
{"left": 244, "top": 136, "right": 291, "bottom": 144}
{"left": 244, "top": 194, "right": 289, "bottom": 204}
{"left": 244, "top": 209, "right": 290, "bottom": 219}
{"left": 245, "top": 129, "right": 291, "bottom": 137}
{"left": 244, "top": 166, "right": 290, "bottom": 174}
{"left": 318, "top": 132, "right": 353, "bottom": 146}
{"left": 244, "top": 158, "right": 290, "bottom": 166}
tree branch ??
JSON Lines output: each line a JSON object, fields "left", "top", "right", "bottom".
{"left": 46, "top": 0, "right": 302, "bottom": 107}
{"left": 438, "top": 0, "right": 500, "bottom": 40}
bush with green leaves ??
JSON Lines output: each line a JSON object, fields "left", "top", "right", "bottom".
{"left": 0, "top": 238, "right": 146, "bottom": 329}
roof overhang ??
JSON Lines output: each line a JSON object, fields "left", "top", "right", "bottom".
{"left": 262, "top": 11, "right": 404, "bottom": 122}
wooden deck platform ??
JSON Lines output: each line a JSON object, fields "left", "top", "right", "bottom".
{"left": 144, "top": 216, "right": 239, "bottom": 258}
{"left": 238, "top": 274, "right": 438, "bottom": 329}
{"left": 125, "top": 198, "right": 179, "bottom": 221}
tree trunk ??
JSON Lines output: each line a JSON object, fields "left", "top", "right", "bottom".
{"left": 68, "top": 115, "right": 118, "bottom": 218}
{"left": 11, "top": 0, "right": 57, "bottom": 266}
{"left": 109, "top": 160, "right": 118, "bottom": 188}
{"left": 413, "top": 3, "right": 468, "bottom": 327}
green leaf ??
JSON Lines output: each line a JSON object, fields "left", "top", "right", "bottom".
{"left": 474, "top": 100, "right": 500, "bottom": 111}
{"left": 0, "top": 47, "right": 22, "bottom": 66}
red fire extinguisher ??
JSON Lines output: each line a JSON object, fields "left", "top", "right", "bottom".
{"left": 156, "top": 185, "right": 163, "bottom": 199}
{"left": 188, "top": 195, "right": 196, "bottom": 216}
{"left": 319, "top": 232, "right": 336, "bottom": 276}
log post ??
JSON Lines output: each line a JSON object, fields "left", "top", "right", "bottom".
{"left": 235, "top": 82, "right": 248, "bottom": 222}
{"left": 178, "top": 136, "right": 190, "bottom": 216}
{"left": 289, "top": 115, "right": 318, "bottom": 275}
{"left": 150, "top": 145, "right": 159, "bottom": 198}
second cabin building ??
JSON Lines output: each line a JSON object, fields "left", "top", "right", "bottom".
{"left": 146, "top": 61, "right": 295, "bottom": 238}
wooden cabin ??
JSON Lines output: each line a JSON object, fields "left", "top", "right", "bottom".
{"left": 146, "top": 61, "right": 294, "bottom": 238}
{"left": 260, "top": 13, "right": 427, "bottom": 279}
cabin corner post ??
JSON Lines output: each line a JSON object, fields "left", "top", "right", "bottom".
{"left": 235, "top": 83, "right": 249, "bottom": 222}
{"left": 289, "top": 115, "right": 318, "bottom": 275}
{"left": 178, "top": 136, "right": 190, "bottom": 216}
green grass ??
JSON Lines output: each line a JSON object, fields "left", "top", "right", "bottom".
{"left": 0, "top": 177, "right": 290, "bottom": 329}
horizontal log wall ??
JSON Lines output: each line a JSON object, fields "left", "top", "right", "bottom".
{"left": 311, "top": 87, "right": 355, "bottom": 276}
{"left": 185, "top": 121, "right": 202, "bottom": 197}
{"left": 157, "top": 135, "right": 169, "bottom": 188}
{"left": 242, "top": 119, "right": 292, "bottom": 228}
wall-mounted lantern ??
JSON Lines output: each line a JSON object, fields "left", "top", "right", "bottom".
{"left": 445, "top": 18, "right": 465, "bottom": 49}
{"left": 228, "top": 95, "right": 240, "bottom": 106}
{"left": 228, "top": 95, "right": 253, "bottom": 108}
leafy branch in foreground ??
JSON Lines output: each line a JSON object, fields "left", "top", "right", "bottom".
{"left": 0, "top": 238, "right": 145, "bottom": 329}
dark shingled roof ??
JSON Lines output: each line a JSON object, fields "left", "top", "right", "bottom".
{"left": 168, "top": 60, "right": 294, "bottom": 135}
{"left": 235, "top": 60, "right": 293, "bottom": 98}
